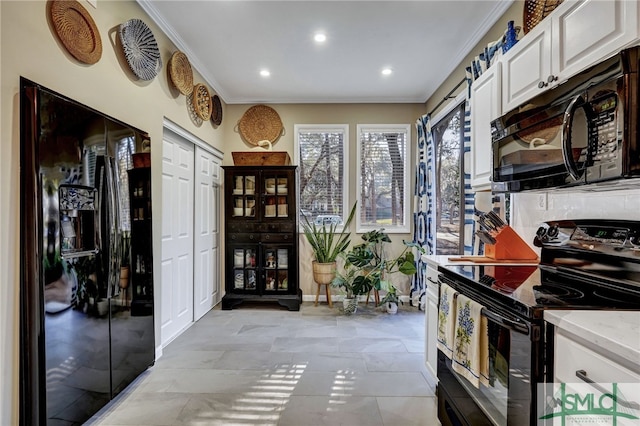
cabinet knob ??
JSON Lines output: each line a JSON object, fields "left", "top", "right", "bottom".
{"left": 547, "top": 74, "right": 558, "bottom": 84}
{"left": 249, "top": 235, "right": 254, "bottom": 240}
{"left": 538, "top": 81, "right": 547, "bottom": 89}
{"left": 264, "top": 235, "right": 270, "bottom": 240}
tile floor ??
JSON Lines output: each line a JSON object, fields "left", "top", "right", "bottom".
{"left": 87, "top": 301, "right": 440, "bottom": 426}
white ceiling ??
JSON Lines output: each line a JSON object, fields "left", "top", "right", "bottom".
{"left": 139, "top": 1, "right": 513, "bottom": 104}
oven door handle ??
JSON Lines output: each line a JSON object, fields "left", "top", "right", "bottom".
{"left": 481, "top": 308, "right": 529, "bottom": 335}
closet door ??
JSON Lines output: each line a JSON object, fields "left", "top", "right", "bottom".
{"left": 161, "top": 132, "right": 194, "bottom": 345}
{"left": 193, "top": 146, "right": 221, "bottom": 320}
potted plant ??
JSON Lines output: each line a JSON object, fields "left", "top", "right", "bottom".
{"left": 330, "top": 258, "right": 370, "bottom": 315}
{"left": 345, "top": 229, "right": 420, "bottom": 313}
{"left": 302, "top": 202, "right": 357, "bottom": 286}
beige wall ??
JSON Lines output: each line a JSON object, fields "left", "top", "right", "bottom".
{"left": 0, "top": 1, "right": 225, "bottom": 423}
{"left": 425, "top": 1, "right": 522, "bottom": 117}
{"left": 222, "top": 103, "right": 424, "bottom": 299}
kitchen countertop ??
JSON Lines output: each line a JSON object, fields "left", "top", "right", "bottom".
{"left": 545, "top": 310, "right": 640, "bottom": 372}
{"left": 421, "top": 253, "right": 539, "bottom": 266}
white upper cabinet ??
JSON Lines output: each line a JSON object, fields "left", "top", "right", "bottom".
{"left": 553, "top": 0, "right": 639, "bottom": 80}
{"left": 470, "top": 63, "right": 502, "bottom": 190}
{"left": 502, "top": 0, "right": 639, "bottom": 112}
{"left": 502, "top": 20, "right": 553, "bottom": 112}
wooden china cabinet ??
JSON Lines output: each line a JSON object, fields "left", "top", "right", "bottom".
{"left": 222, "top": 165, "right": 301, "bottom": 310}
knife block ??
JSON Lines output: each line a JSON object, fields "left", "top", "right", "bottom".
{"left": 484, "top": 225, "right": 539, "bottom": 261}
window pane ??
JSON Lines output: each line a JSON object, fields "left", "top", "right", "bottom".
{"left": 297, "top": 126, "right": 346, "bottom": 226}
{"left": 434, "top": 104, "right": 464, "bottom": 255}
{"left": 357, "top": 126, "right": 410, "bottom": 232}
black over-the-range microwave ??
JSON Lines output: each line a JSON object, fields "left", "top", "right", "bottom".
{"left": 491, "top": 46, "right": 640, "bottom": 192}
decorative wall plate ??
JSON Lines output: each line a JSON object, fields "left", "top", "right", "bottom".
{"left": 192, "top": 84, "right": 212, "bottom": 121}
{"left": 168, "top": 51, "right": 193, "bottom": 95}
{"left": 50, "top": 0, "right": 102, "bottom": 64}
{"left": 237, "top": 105, "right": 284, "bottom": 145}
{"left": 211, "top": 95, "right": 223, "bottom": 125}
{"left": 118, "top": 18, "right": 162, "bottom": 81}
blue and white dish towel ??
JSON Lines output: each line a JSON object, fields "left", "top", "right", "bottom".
{"left": 437, "top": 283, "right": 457, "bottom": 359}
{"left": 452, "top": 293, "right": 490, "bottom": 388}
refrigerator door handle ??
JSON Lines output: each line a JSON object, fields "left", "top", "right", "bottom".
{"left": 105, "top": 158, "right": 122, "bottom": 300}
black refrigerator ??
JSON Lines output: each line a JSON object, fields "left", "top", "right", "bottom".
{"left": 19, "top": 78, "right": 155, "bottom": 425}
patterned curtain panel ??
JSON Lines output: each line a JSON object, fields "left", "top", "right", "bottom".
{"left": 462, "top": 93, "right": 476, "bottom": 256}
{"left": 411, "top": 114, "right": 435, "bottom": 304}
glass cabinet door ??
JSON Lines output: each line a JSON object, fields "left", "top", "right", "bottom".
{"left": 231, "top": 173, "right": 257, "bottom": 218}
{"left": 263, "top": 172, "right": 290, "bottom": 219}
{"left": 263, "top": 246, "right": 291, "bottom": 292}
{"left": 231, "top": 247, "right": 258, "bottom": 290}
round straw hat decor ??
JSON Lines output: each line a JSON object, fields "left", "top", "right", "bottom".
{"left": 50, "top": 0, "right": 102, "bottom": 65}
{"left": 192, "top": 83, "right": 212, "bottom": 121}
{"left": 237, "top": 105, "right": 284, "bottom": 145}
{"left": 168, "top": 51, "right": 194, "bottom": 95}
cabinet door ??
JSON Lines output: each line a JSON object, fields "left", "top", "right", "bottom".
{"left": 261, "top": 170, "right": 293, "bottom": 220}
{"left": 502, "top": 20, "right": 553, "bottom": 112}
{"left": 425, "top": 286, "right": 439, "bottom": 380}
{"left": 229, "top": 245, "right": 259, "bottom": 292}
{"left": 552, "top": 0, "right": 639, "bottom": 81}
{"left": 229, "top": 171, "right": 258, "bottom": 220}
{"left": 470, "top": 63, "right": 502, "bottom": 190}
{"left": 262, "top": 245, "right": 293, "bottom": 294}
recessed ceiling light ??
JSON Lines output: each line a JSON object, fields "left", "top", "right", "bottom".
{"left": 381, "top": 68, "right": 393, "bottom": 76}
{"left": 314, "top": 33, "right": 327, "bottom": 43}
{"left": 260, "top": 69, "right": 271, "bottom": 77}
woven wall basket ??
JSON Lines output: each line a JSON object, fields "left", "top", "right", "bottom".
{"left": 237, "top": 105, "right": 284, "bottom": 145}
{"left": 192, "top": 83, "right": 212, "bottom": 121}
{"left": 169, "top": 51, "right": 194, "bottom": 95}
{"left": 523, "top": 0, "right": 564, "bottom": 34}
{"left": 50, "top": 0, "right": 102, "bottom": 65}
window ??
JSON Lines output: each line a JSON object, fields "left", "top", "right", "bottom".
{"left": 356, "top": 124, "right": 411, "bottom": 233}
{"left": 295, "top": 124, "right": 348, "bottom": 227}
{"left": 433, "top": 102, "right": 465, "bottom": 255}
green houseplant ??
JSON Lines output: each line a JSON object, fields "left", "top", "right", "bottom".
{"left": 330, "top": 254, "right": 372, "bottom": 315}
{"left": 302, "top": 202, "right": 357, "bottom": 286}
{"left": 344, "top": 229, "right": 420, "bottom": 313}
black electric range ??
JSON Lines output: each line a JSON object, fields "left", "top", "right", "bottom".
{"left": 437, "top": 219, "right": 640, "bottom": 426}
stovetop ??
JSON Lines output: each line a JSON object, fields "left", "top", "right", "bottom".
{"left": 440, "top": 219, "right": 640, "bottom": 319}
{"left": 440, "top": 263, "right": 640, "bottom": 319}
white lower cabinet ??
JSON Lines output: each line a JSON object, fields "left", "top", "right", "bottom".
{"left": 424, "top": 261, "right": 439, "bottom": 380}
{"left": 553, "top": 329, "right": 640, "bottom": 411}
{"left": 554, "top": 331, "right": 640, "bottom": 384}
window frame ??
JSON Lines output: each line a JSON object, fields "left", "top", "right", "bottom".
{"left": 294, "top": 124, "right": 350, "bottom": 232}
{"left": 355, "top": 123, "right": 412, "bottom": 234}
{"left": 430, "top": 92, "right": 466, "bottom": 255}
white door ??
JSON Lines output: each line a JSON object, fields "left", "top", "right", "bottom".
{"left": 161, "top": 131, "right": 195, "bottom": 346}
{"left": 193, "top": 146, "right": 221, "bottom": 320}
